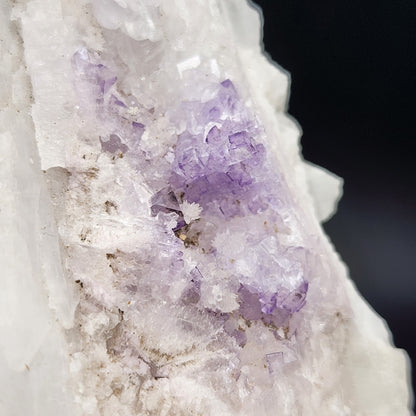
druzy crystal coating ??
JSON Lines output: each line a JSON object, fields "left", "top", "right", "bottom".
{"left": 72, "top": 48, "right": 309, "bottom": 326}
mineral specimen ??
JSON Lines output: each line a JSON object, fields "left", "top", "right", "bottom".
{"left": 0, "top": 0, "right": 413, "bottom": 415}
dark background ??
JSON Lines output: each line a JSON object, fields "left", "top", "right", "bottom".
{"left": 252, "top": 0, "right": 415, "bottom": 404}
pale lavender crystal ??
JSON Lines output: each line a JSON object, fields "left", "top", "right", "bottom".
{"left": 266, "top": 346, "right": 298, "bottom": 374}
{"left": 150, "top": 187, "right": 182, "bottom": 216}
{"left": 266, "top": 352, "right": 284, "bottom": 374}
{"left": 100, "top": 134, "right": 129, "bottom": 154}
{"left": 72, "top": 48, "right": 117, "bottom": 97}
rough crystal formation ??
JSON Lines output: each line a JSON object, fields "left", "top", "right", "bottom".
{"left": 1, "top": 0, "right": 413, "bottom": 415}
{"left": 72, "top": 47, "right": 309, "bottom": 327}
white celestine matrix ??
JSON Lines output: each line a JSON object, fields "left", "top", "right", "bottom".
{"left": 0, "top": 0, "right": 413, "bottom": 415}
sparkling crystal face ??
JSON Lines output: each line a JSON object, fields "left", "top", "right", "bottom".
{"left": 71, "top": 47, "right": 309, "bottom": 332}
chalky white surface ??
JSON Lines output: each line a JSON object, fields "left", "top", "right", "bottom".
{"left": 0, "top": 0, "right": 413, "bottom": 415}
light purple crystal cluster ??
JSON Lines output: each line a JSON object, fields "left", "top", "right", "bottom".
{"left": 169, "top": 79, "right": 267, "bottom": 219}
{"left": 72, "top": 48, "right": 310, "bottom": 337}
{"left": 72, "top": 48, "right": 145, "bottom": 155}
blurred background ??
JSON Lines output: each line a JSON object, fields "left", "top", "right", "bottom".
{"left": 252, "top": 0, "right": 415, "bottom": 402}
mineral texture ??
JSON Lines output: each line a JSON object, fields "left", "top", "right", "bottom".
{"left": 0, "top": 0, "right": 413, "bottom": 415}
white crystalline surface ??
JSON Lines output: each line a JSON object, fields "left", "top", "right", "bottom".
{"left": 1, "top": 0, "right": 413, "bottom": 415}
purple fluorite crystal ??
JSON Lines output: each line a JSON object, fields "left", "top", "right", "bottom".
{"left": 71, "top": 48, "right": 309, "bottom": 327}
{"left": 170, "top": 80, "right": 267, "bottom": 219}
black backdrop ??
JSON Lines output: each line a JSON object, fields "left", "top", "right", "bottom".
{"left": 252, "top": 0, "right": 416, "bottom": 402}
